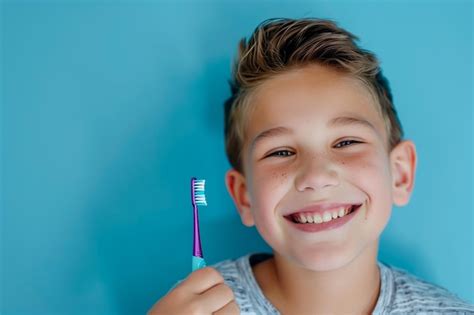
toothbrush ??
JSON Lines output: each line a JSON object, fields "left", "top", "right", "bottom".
{"left": 191, "top": 177, "right": 207, "bottom": 271}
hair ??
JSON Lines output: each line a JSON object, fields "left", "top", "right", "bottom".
{"left": 224, "top": 17, "right": 404, "bottom": 174}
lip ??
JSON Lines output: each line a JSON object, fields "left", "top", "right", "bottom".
{"left": 284, "top": 203, "right": 363, "bottom": 233}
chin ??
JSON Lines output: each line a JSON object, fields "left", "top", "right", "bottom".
{"left": 291, "top": 247, "right": 359, "bottom": 272}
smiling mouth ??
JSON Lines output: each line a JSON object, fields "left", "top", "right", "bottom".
{"left": 285, "top": 204, "right": 362, "bottom": 224}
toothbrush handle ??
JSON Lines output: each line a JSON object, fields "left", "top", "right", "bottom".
{"left": 193, "top": 205, "right": 204, "bottom": 257}
{"left": 192, "top": 255, "right": 207, "bottom": 271}
{"left": 192, "top": 203, "right": 206, "bottom": 271}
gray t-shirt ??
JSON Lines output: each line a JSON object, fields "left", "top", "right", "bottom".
{"left": 212, "top": 253, "right": 474, "bottom": 314}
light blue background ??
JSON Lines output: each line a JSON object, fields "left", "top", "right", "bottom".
{"left": 1, "top": 1, "right": 473, "bottom": 314}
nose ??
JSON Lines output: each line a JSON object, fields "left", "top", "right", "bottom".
{"left": 294, "top": 155, "right": 340, "bottom": 192}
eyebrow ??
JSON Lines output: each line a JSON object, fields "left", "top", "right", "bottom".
{"left": 250, "top": 116, "right": 377, "bottom": 151}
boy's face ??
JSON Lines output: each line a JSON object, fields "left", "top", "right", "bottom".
{"left": 225, "top": 64, "right": 416, "bottom": 271}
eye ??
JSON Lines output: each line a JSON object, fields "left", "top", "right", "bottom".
{"left": 334, "top": 140, "right": 362, "bottom": 148}
{"left": 266, "top": 150, "right": 295, "bottom": 158}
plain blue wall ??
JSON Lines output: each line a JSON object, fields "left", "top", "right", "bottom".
{"left": 1, "top": 1, "right": 473, "bottom": 314}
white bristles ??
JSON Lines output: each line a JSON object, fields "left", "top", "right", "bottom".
{"left": 193, "top": 179, "right": 207, "bottom": 206}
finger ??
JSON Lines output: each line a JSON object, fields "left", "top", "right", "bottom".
{"left": 179, "top": 267, "right": 224, "bottom": 294}
{"left": 213, "top": 300, "right": 240, "bottom": 315}
{"left": 198, "top": 282, "right": 235, "bottom": 313}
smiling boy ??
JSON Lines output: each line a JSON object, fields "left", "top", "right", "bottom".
{"left": 148, "top": 18, "right": 474, "bottom": 315}
{"left": 224, "top": 64, "right": 394, "bottom": 314}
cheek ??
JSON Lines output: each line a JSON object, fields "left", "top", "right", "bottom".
{"left": 342, "top": 151, "right": 393, "bottom": 226}
{"left": 341, "top": 150, "right": 391, "bottom": 188}
{"left": 250, "top": 165, "right": 290, "bottom": 197}
{"left": 248, "top": 168, "right": 290, "bottom": 222}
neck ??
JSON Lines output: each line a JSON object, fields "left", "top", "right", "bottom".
{"left": 253, "top": 242, "right": 381, "bottom": 315}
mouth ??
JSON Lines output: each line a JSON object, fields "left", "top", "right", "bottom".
{"left": 284, "top": 203, "right": 363, "bottom": 225}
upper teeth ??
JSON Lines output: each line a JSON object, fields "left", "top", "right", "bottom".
{"left": 292, "top": 206, "right": 353, "bottom": 224}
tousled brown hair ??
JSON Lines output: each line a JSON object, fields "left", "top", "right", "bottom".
{"left": 224, "top": 18, "right": 404, "bottom": 174}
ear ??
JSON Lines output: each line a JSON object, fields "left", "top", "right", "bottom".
{"left": 390, "top": 140, "right": 417, "bottom": 206}
{"left": 225, "top": 169, "right": 255, "bottom": 227}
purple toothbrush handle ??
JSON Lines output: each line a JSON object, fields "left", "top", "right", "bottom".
{"left": 193, "top": 204, "right": 204, "bottom": 258}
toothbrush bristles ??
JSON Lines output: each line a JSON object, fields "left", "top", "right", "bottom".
{"left": 193, "top": 179, "right": 207, "bottom": 206}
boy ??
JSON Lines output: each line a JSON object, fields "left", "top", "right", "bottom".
{"left": 149, "top": 18, "right": 474, "bottom": 314}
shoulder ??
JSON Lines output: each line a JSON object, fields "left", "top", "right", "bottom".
{"left": 211, "top": 253, "right": 278, "bottom": 315}
{"left": 383, "top": 263, "right": 474, "bottom": 314}
{"left": 211, "top": 252, "right": 273, "bottom": 287}
{"left": 210, "top": 254, "right": 261, "bottom": 314}
{"left": 211, "top": 255, "right": 249, "bottom": 291}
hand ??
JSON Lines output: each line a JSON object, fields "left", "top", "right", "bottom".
{"left": 147, "top": 267, "right": 240, "bottom": 315}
